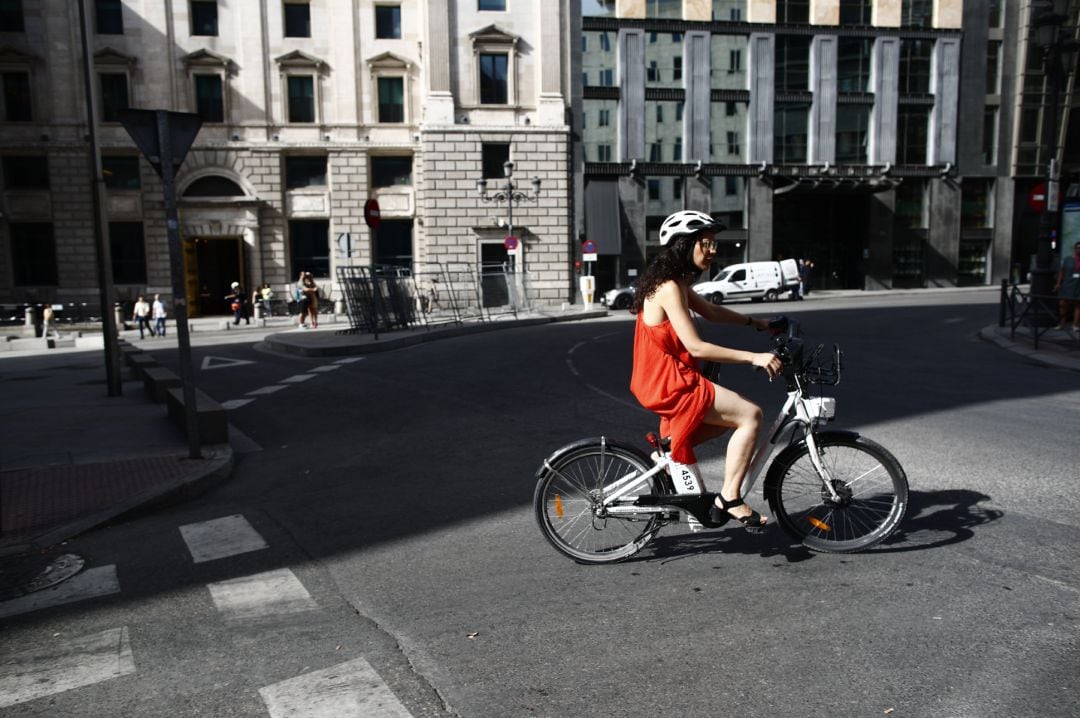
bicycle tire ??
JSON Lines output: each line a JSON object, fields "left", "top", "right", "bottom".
{"left": 534, "top": 438, "right": 667, "bottom": 565}
{"left": 764, "top": 431, "right": 908, "bottom": 553}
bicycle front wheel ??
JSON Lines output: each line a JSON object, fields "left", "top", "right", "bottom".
{"left": 764, "top": 432, "right": 908, "bottom": 553}
{"left": 534, "top": 438, "right": 666, "bottom": 565}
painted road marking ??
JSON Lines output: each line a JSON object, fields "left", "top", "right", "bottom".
{"left": 179, "top": 514, "right": 268, "bottom": 563}
{"left": 0, "top": 565, "right": 119, "bottom": 620}
{"left": 281, "top": 374, "right": 316, "bottom": 383}
{"left": 0, "top": 627, "right": 136, "bottom": 708}
{"left": 221, "top": 399, "right": 254, "bottom": 410}
{"left": 201, "top": 356, "right": 255, "bottom": 370}
{"left": 333, "top": 357, "right": 365, "bottom": 364}
{"left": 259, "top": 657, "right": 413, "bottom": 718}
{"left": 310, "top": 365, "right": 342, "bottom": 373}
{"left": 207, "top": 568, "right": 318, "bottom": 621}
{"left": 247, "top": 385, "right": 289, "bottom": 396}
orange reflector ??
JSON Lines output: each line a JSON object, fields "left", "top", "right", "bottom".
{"left": 554, "top": 494, "right": 564, "bottom": 519}
{"left": 807, "top": 516, "right": 832, "bottom": 532}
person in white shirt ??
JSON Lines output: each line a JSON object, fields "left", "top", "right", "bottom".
{"left": 132, "top": 296, "right": 154, "bottom": 339}
{"left": 152, "top": 294, "right": 167, "bottom": 337}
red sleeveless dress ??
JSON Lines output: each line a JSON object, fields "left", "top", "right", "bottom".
{"left": 630, "top": 314, "right": 715, "bottom": 464}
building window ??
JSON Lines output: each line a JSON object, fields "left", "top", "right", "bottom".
{"left": 479, "top": 53, "right": 508, "bottom": 104}
{"left": 284, "top": 155, "right": 327, "bottom": 189}
{"left": 673, "top": 56, "right": 682, "bottom": 82}
{"left": 599, "top": 69, "right": 613, "bottom": 86}
{"left": 961, "top": 179, "right": 994, "bottom": 229}
{"left": 2, "top": 155, "right": 48, "bottom": 188}
{"left": 901, "top": 0, "right": 932, "bottom": 28}
{"left": 102, "top": 156, "right": 140, "bottom": 190}
{"left": 988, "top": 0, "right": 1003, "bottom": 28}
{"left": 0, "top": 0, "right": 24, "bottom": 32}
{"left": 726, "top": 131, "right": 740, "bottom": 157}
{"left": 895, "top": 180, "right": 928, "bottom": 228}
{"left": 982, "top": 108, "right": 998, "bottom": 165}
{"left": 374, "top": 219, "right": 413, "bottom": 269}
{"left": 777, "top": 0, "right": 809, "bottom": 24}
{"left": 838, "top": 0, "right": 871, "bottom": 25}
{"left": 647, "top": 179, "right": 660, "bottom": 200}
{"left": 712, "top": 0, "right": 742, "bottom": 21}
{"left": 656, "top": 104, "right": 663, "bottom": 123}
{"left": 375, "top": 5, "right": 401, "bottom": 39}
{"left": 899, "top": 40, "right": 932, "bottom": 95}
{"left": 478, "top": 0, "right": 505, "bottom": 10}
{"left": 95, "top": 0, "right": 123, "bottom": 34}
{"left": 10, "top": 222, "right": 57, "bottom": 286}
{"left": 183, "top": 175, "right": 243, "bottom": 197}
{"left": 673, "top": 138, "right": 682, "bottom": 161}
{"left": 597, "top": 144, "right": 612, "bottom": 162}
{"left": 194, "top": 74, "right": 224, "bottom": 122}
{"left": 645, "top": 0, "right": 680, "bottom": 19}
{"left": 986, "top": 42, "right": 1001, "bottom": 95}
{"left": 897, "top": 107, "right": 929, "bottom": 164}
{"left": 647, "top": 60, "right": 659, "bottom": 83}
{"left": 287, "top": 75, "right": 315, "bottom": 123}
{"left": 649, "top": 143, "right": 661, "bottom": 162}
{"left": 99, "top": 72, "right": 129, "bottom": 121}
{"left": 837, "top": 38, "right": 872, "bottom": 93}
{"left": 482, "top": 143, "right": 510, "bottom": 178}
{"left": 835, "top": 104, "right": 870, "bottom": 164}
{"left": 1, "top": 71, "right": 31, "bottom": 121}
{"left": 377, "top": 76, "right": 404, "bottom": 122}
{"left": 775, "top": 36, "right": 811, "bottom": 92}
{"left": 109, "top": 222, "right": 147, "bottom": 284}
{"left": 284, "top": 1, "right": 311, "bottom": 38}
{"left": 191, "top": 1, "right": 218, "bottom": 37}
{"left": 371, "top": 155, "right": 412, "bottom": 188}
{"left": 774, "top": 102, "right": 809, "bottom": 164}
{"left": 290, "top": 220, "right": 330, "bottom": 277}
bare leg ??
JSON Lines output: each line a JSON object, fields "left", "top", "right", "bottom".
{"left": 699, "top": 382, "right": 767, "bottom": 525}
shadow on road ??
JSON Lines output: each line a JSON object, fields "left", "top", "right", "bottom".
{"left": 632, "top": 489, "right": 1003, "bottom": 563}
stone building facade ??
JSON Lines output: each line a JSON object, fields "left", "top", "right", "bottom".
{"left": 0, "top": 0, "right": 573, "bottom": 314}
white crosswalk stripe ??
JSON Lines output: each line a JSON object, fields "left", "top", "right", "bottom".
{"left": 281, "top": 374, "right": 316, "bottom": 383}
{"left": 0, "top": 627, "right": 136, "bottom": 708}
{"left": 207, "top": 568, "right": 318, "bottom": 620}
{"left": 179, "top": 514, "right": 269, "bottom": 563}
{"left": 333, "top": 357, "right": 365, "bottom": 364}
{"left": 0, "top": 565, "right": 119, "bottom": 620}
{"left": 259, "top": 657, "right": 414, "bottom": 718}
{"left": 309, "top": 365, "right": 342, "bottom": 372}
{"left": 221, "top": 398, "right": 255, "bottom": 410}
{"left": 247, "top": 384, "right": 289, "bottom": 395}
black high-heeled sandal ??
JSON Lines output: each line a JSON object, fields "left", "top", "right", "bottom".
{"left": 710, "top": 495, "right": 768, "bottom": 533}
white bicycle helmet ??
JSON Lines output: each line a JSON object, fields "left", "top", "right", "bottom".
{"left": 658, "top": 210, "right": 725, "bottom": 246}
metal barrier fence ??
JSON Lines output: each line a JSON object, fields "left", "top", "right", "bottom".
{"left": 998, "top": 279, "right": 1078, "bottom": 350}
{"left": 335, "top": 262, "right": 529, "bottom": 335}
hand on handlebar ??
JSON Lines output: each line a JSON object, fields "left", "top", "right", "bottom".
{"left": 752, "top": 351, "right": 783, "bottom": 380}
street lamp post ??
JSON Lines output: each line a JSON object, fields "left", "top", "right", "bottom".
{"left": 476, "top": 160, "right": 542, "bottom": 308}
{"left": 1031, "top": 2, "right": 1079, "bottom": 310}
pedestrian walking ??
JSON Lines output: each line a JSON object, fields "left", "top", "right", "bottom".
{"left": 41, "top": 304, "right": 57, "bottom": 338}
{"left": 132, "top": 296, "right": 154, "bottom": 339}
{"left": 259, "top": 283, "right": 275, "bottom": 317}
{"left": 225, "top": 281, "right": 250, "bottom": 325}
{"left": 297, "top": 272, "right": 319, "bottom": 328}
{"left": 152, "top": 294, "right": 167, "bottom": 337}
{"left": 1054, "top": 240, "right": 1080, "bottom": 333}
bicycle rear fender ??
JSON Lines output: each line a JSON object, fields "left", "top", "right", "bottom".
{"left": 534, "top": 436, "right": 660, "bottom": 483}
{"left": 762, "top": 429, "right": 862, "bottom": 493}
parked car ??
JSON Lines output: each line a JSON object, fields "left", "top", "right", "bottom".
{"left": 692, "top": 259, "right": 800, "bottom": 304}
{"left": 601, "top": 282, "right": 637, "bottom": 310}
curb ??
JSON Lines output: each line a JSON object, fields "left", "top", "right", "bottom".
{"left": 0, "top": 445, "right": 235, "bottom": 556}
{"left": 979, "top": 325, "right": 1080, "bottom": 372}
{"left": 262, "top": 310, "right": 609, "bottom": 357}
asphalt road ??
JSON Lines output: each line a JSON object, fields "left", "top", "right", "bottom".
{"left": 4, "top": 289, "right": 1079, "bottom": 717}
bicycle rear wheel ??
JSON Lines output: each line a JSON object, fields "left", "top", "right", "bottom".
{"left": 764, "top": 432, "right": 908, "bottom": 553}
{"left": 534, "top": 438, "right": 666, "bottom": 565}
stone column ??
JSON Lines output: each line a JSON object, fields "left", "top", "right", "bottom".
{"left": 747, "top": 33, "right": 775, "bottom": 164}
{"left": 537, "top": 0, "right": 565, "bottom": 125}
{"left": 869, "top": 37, "right": 900, "bottom": 165}
{"left": 929, "top": 38, "right": 961, "bottom": 166}
{"left": 866, "top": 191, "right": 896, "bottom": 289}
{"left": 992, "top": 177, "right": 1015, "bottom": 283}
{"left": 619, "top": 29, "right": 646, "bottom": 161}
{"left": 809, "top": 35, "right": 837, "bottom": 164}
{"left": 747, "top": 178, "right": 774, "bottom": 261}
{"left": 684, "top": 31, "right": 711, "bottom": 163}
{"left": 926, "top": 178, "right": 960, "bottom": 286}
{"left": 424, "top": 0, "right": 454, "bottom": 124}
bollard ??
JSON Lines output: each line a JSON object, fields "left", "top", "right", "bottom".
{"left": 253, "top": 304, "right": 262, "bottom": 321}
{"left": 999, "top": 279, "right": 1008, "bottom": 328}
{"left": 334, "top": 298, "right": 344, "bottom": 316}
{"left": 25, "top": 306, "right": 37, "bottom": 334}
{"left": 114, "top": 303, "right": 126, "bottom": 334}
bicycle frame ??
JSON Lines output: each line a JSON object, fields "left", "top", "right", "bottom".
{"left": 587, "top": 385, "right": 840, "bottom": 518}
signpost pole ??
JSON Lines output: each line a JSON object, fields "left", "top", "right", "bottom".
{"left": 156, "top": 111, "right": 201, "bottom": 459}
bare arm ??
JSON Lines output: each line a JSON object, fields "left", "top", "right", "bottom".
{"left": 687, "top": 290, "right": 771, "bottom": 331}
{"left": 654, "top": 282, "right": 780, "bottom": 377}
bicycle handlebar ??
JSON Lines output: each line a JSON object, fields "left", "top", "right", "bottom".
{"left": 762, "top": 316, "right": 842, "bottom": 387}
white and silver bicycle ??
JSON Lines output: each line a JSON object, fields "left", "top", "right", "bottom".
{"left": 533, "top": 317, "right": 909, "bottom": 564}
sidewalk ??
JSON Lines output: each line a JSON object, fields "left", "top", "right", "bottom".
{"left": 1, "top": 293, "right": 1075, "bottom": 573}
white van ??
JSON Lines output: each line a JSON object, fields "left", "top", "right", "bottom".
{"left": 692, "top": 259, "right": 800, "bottom": 304}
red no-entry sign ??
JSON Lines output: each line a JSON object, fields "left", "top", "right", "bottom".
{"left": 364, "top": 198, "right": 381, "bottom": 228}
{"left": 1029, "top": 183, "right": 1047, "bottom": 213}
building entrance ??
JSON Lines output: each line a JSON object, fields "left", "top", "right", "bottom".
{"left": 773, "top": 193, "right": 869, "bottom": 290}
{"left": 183, "top": 236, "right": 245, "bottom": 316}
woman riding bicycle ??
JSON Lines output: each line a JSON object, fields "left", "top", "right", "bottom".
{"left": 630, "top": 210, "right": 781, "bottom": 530}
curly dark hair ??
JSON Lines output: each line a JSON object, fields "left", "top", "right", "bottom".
{"left": 631, "top": 234, "right": 703, "bottom": 314}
